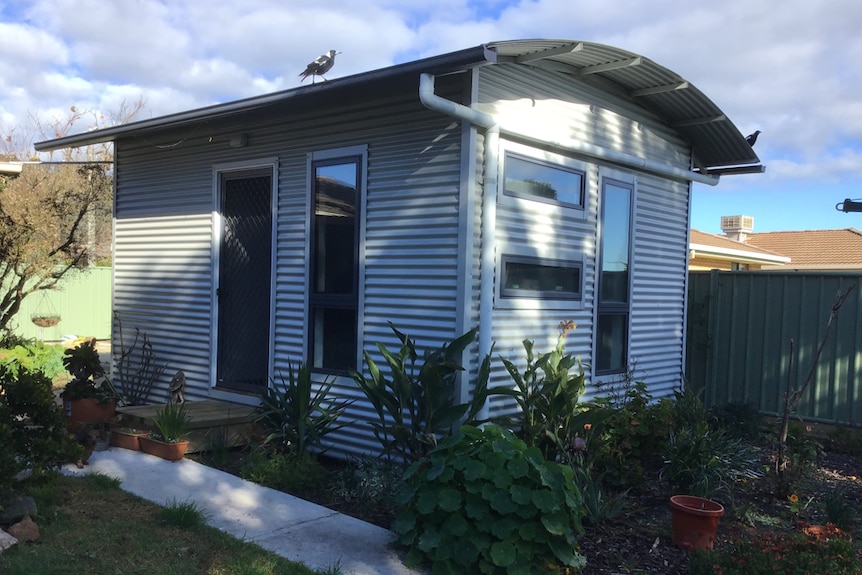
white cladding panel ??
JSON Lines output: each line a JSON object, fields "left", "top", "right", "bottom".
{"left": 475, "top": 64, "right": 691, "bottom": 416}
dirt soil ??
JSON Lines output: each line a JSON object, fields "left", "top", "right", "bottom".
{"left": 196, "top": 446, "right": 862, "bottom": 574}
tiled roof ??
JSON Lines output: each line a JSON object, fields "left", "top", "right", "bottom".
{"left": 745, "top": 229, "right": 862, "bottom": 269}
{"left": 690, "top": 229, "right": 790, "bottom": 264}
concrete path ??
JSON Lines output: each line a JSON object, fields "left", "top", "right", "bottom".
{"left": 62, "top": 448, "right": 427, "bottom": 575}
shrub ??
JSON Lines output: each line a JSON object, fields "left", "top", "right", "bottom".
{"left": 351, "top": 324, "right": 490, "bottom": 462}
{"left": 393, "top": 425, "right": 586, "bottom": 574}
{"left": 493, "top": 321, "right": 586, "bottom": 462}
{"left": 708, "top": 401, "right": 764, "bottom": 440}
{"left": 256, "top": 361, "right": 352, "bottom": 457}
{"left": 585, "top": 381, "right": 674, "bottom": 489}
{"left": 0, "top": 340, "right": 65, "bottom": 380}
{"left": 660, "top": 422, "right": 761, "bottom": 499}
{"left": 0, "top": 367, "right": 83, "bottom": 492}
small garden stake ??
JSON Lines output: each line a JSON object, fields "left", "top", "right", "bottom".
{"left": 775, "top": 282, "right": 856, "bottom": 497}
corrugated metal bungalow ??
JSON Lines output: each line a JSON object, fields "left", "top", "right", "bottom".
{"left": 36, "top": 39, "right": 763, "bottom": 457}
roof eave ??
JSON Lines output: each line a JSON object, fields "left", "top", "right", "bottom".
{"left": 35, "top": 45, "right": 496, "bottom": 152}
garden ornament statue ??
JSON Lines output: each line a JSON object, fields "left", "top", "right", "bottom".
{"left": 169, "top": 370, "right": 186, "bottom": 404}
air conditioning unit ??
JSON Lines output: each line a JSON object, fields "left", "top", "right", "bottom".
{"left": 720, "top": 215, "right": 754, "bottom": 233}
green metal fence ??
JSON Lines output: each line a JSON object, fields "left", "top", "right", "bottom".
{"left": 686, "top": 270, "right": 862, "bottom": 425}
{"left": 8, "top": 267, "right": 112, "bottom": 341}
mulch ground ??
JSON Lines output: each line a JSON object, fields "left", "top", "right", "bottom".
{"left": 195, "top": 444, "right": 862, "bottom": 574}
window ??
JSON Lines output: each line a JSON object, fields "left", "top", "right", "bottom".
{"left": 501, "top": 256, "right": 582, "bottom": 300}
{"left": 596, "top": 178, "right": 632, "bottom": 374}
{"left": 309, "top": 155, "right": 361, "bottom": 372}
{"left": 503, "top": 153, "right": 585, "bottom": 208}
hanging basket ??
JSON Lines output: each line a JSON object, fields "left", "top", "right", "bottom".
{"left": 32, "top": 315, "right": 61, "bottom": 328}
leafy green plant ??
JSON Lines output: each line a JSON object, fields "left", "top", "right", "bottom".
{"left": 708, "top": 401, "right": 764, "bottom": 440}
{"left": 689, "top": 531, "right": 859, "bottom": 574}
{"left": 660, "top": 422, "right": 761, "bottom": 499}
{"left": 256, "top": 361, "right": 352, "bottom": 457}
{"left": 60, "top": 339, "right": 118, "bottom": 405}
{"left": 821, "top": 491, "right": 856, "bottom": 530}
{"left": 0, "top": 367, "right": 83, "bottom": 492}
{"left": 0, "top": 340, "right": 65, "bottom": 380}
{"left": 240, "top": 448, "right": 327, "bottom": 497}
{"left": 351, "top": 324, "right": 490, "bottom": 462}
{"left": 826, "top": 425, "right": 862, "bottom": 456}
{"left": 151, "top": 402, "right": 191, "bottom": 443}
{"left": 393, "top": 424, "right": 587, "bottom": 574}
{"left": 329, "top": 456, "right": 404, "bottom": 518}
{"left": 570, "top": 464, "right": 627, "bottom": 532}
{"left": 586, "top": 381, "right": 674, "bottom": 489}
{"left": 493, "top": 321, "right": 586, "bottom": 461}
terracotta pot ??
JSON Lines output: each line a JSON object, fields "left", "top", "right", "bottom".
{"left": 669, "top": 495, "right": 724, "bottom": 550}
{"left": 139, "top": 436, "right": 189, "bottom": 461}
{"left": 110, "top": 429, "right": 148, "bottom": 451}
{"left": 65, "top": 398, "right": 117, "bottom": 433}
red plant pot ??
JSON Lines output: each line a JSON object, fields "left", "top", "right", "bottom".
{"left": 65, "top": 398, "right": 117, "bottom": 433}
{"left": 110, "top": 429, "right": 148, "bottom": 451}
{"left": 139, "top": 436, "right": 189, "bottom": 461}
{"left": 669, "top": 495, "right": 724, "bottom": 550}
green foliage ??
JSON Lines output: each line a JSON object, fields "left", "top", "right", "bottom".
{"left": 0, "top": 340, "right": 65, "bottom": 380}
{"left": 771, "top": 421, "right": 822, "bottom": 496}
{"left": 0, "top": 367, "right": 83, "bottom": 492}
{"left": 821, "top": 491, "right": 856, "bottom": 531}
{"left": 493, "top": 323, "right": 586, "bottom": 461}
{"left": 393, "top": 425, "right": 586, "bottom": 574}
{"left": 159, "top": 498, "right": 210, "bottom": 529}
{"left": 689, "top": 531, "right": 859, "bottom": 575}
{"left": 570, "top": 464, "right": 627, "bottom": 531}
{"left": 351, "top": 324, "right": 489, "bottom": 462}
{"left": 329, "top": 456, "right": 404, "bottom": 518}
{"left": 256, "top": 361, "right": 352, "bottom": 457}
{"left": 80, "top": 472, "right": 122, "bottom": 491}
{"left": 708, "top": 401, "right": 765, "bottom": 440}
{"left": 152, "top": 402, "right": 191, "bottom": 443}
{"left": 240, "top": 449, "right": 327, "bottom": 497}
{"left": 586, "top": 381, "right": 674, "bottom": 489}
{"left": 660, "top": 422, "right": 761, "bottom": 498}
{"left": 60, "top": 339, "right": 118, "bottom": 405}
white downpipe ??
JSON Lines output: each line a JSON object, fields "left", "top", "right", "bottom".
{"left": 419, "top": 73, "right": 497, "bottom": 422}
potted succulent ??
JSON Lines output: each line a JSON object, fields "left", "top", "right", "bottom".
{"left": 60, "top": 339, "right": 120, "bottom": 432}
{"left": 139, "top": 402, "right": 192, "bottom": 461}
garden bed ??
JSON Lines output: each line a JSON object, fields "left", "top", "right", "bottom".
{"left": 194, "top": 438, "right": 862, "bottom": 574}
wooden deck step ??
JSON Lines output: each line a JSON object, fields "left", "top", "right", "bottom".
{"left": 116, "top": 400, "right": 259, "bottom": 453}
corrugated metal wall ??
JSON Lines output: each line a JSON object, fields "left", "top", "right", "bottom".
{"left": 113, "top": 76, "right": 470, "bottom": 456}
{"left": 476, "top": 64, "right": 691, "bottom": 411}
{"left": 687, "top": 270, "right": 862, "bottom": 424}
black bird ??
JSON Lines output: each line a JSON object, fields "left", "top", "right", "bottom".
{"left": 299, "top": 50, "right": 340, "bottom": 83}
{"left": 745, "top": 130, "right": 761, "bottom": 147}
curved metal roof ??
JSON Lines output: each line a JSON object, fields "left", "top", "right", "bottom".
{"left": 36, "top": 39, "right": 760, "bottom": 172}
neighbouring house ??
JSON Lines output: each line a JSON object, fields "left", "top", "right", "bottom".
{"left": 689, "top": 228, "right": 790, "bottom": 270}
{"left": 745, "top": 228, "right": 862, "bottom": 270}
{"left": 36, "top": 40, "right": 762, "bottom": 457}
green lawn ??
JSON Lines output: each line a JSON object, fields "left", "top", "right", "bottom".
{"left": 0, "top": 472, "right": 331, "bottom": 575}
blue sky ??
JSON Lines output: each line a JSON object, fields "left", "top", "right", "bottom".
{"left": 1, "top": 0, "right": 860, "bottom": 234}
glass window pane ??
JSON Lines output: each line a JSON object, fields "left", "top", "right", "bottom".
{"left": 502, "top": 258, "right": 581, "bottom": 298}
{"left": 600, "top": 182, "right": 631, "bottom": 304}
{"left": 504, "top": 154, "right": 583, "bottom": 207}
{"left": 313, "top": 162, "right": 357, "bottom": 295}
{"left": 596, "top": 313, "right": 627, "bottom": 373}
{"left": 311, "top": 307, "right": 357, "bottom": 371}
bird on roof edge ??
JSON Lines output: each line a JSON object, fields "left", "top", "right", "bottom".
{"left": 299, "top": 50, "right": 340, "bottom": 83}
{"left": 745, "top": 130, "right": 761, "bottom": 147}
